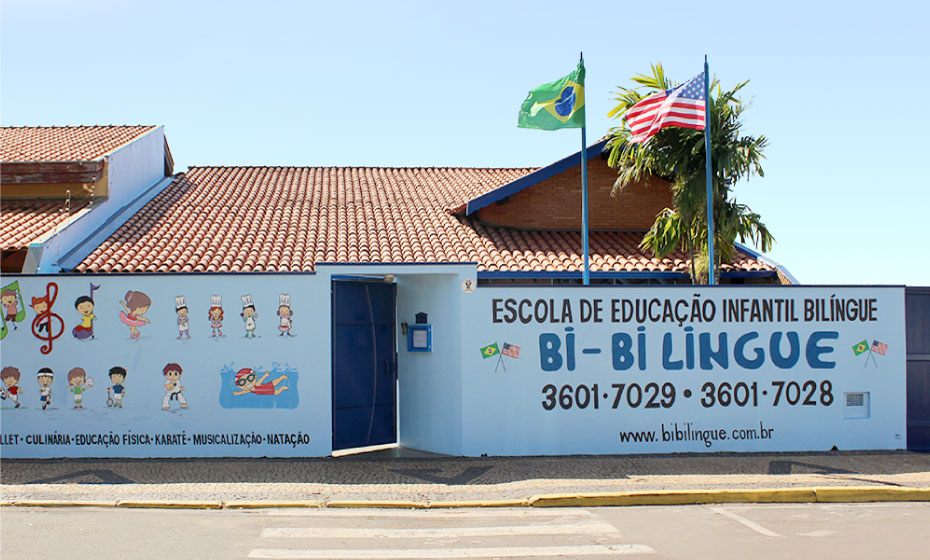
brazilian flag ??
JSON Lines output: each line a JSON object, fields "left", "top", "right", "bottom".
{"left": 852, "top": 340, "right": 869, "bottom": 356}
{"left": 518, "top": 61, "right": 585, "bottom": 130}
{"left": 480, "top": 343, "right": 500, "bottom": 359}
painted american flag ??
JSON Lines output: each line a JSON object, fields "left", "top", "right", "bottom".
{"left": 501, "top": 342, "right": 521, "bottom": 359}
{"left": 624, "top": 72, "right": 706, "bottom": 143}
{"left": 871, "top": 340, "right": 888, "bottom": 356}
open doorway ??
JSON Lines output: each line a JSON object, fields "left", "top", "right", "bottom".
{"left": 330, "top": 280, "right": 397, "bottom": 453}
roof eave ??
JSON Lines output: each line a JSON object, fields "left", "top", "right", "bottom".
{"left": 463, "top": 137, "right": 609, "bottom": 216}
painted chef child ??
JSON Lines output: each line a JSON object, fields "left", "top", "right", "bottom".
{"left": 277, "top": 293, "right": 294, "bottom": 336}
{"left": 241, "top": 294, "right": 258, "bottom": 338}
{"left": 175, "top": 296, "right": 191, "bottom": 339}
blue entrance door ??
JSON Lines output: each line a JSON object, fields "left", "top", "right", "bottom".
{"left": 331, "top": 280, "right": 397, "bottom": 451}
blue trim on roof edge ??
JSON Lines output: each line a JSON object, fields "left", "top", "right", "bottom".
{"left": 478, "top": 269, "right": 777, "bottom": 280}
{"left": 465, "top": 138, "right": 610, "bottom": 216}
{"left": 734, "top": 242, "right": 799, "bottom": 285}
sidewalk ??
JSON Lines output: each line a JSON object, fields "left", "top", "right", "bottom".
{"left": 3, "top": 449, "right": 930, "bottom": 507}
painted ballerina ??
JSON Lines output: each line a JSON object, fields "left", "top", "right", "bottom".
{"left": 118, "top": 290, "right": 151, "bottom": 339}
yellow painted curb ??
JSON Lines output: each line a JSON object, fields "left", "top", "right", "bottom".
{"left": 9, "top": 499, "right": 118, "bottom": 508}
{"left": 814, "top": 486, "right": 930, "bottom": 503}
{"left": 427, "top": 499, "right": 531, "bottom": 508}
{"left": 116, "top": 499, "right": 223, "bottom": 509}
{"left": 530, "top": 488, "right": 819, "bottom": 507}
{"left": 224, "top": 500, "right": 324, "bottom": 509}
{"left": 326, "top": 500, "right": 429, "bottom": 509}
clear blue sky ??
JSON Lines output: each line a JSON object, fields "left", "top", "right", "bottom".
{"left": 3, "top": 0, "right": 928, "bottom": 285}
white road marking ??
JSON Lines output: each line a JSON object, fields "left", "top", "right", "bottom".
{"left": 798, "top": 530, "right": 838, "bottom": 538}
{"left": 708, "top": 506, "right": 782, "bottom": 538}
{"left": 262, "top": 521, "right": 621, "bottom": 539}
{"left": 261, "top": 508, "right": 593, "bottom": 518}
{"left": 248, "top": 544, "right": 657, "bottom": 558}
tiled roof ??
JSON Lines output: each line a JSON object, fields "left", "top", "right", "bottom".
{"left": 1, "top": 198, "right": 93, "bottom": 251}
{"left": 466, "top": 222, "right": 768, "bottom": 274}
{"left": 75, "top": 166, "right": 775, "bottom": 276}
{"left": 0, "top": 125, "right": 156, "bottom": 162}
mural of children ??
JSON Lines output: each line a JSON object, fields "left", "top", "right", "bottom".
{"left": 107, "top": 366, "right": 127, "bottom": 408}
{"left": 37, "top": 368, "right": 54, "bottom": 410}
{"left": 232, "top": 368, "right": 289, "bottom": 396}
{"left": 118, "top": 290, "right": 151, "bottom": 339}
{"left": 2, "top": 288, "right": 21, "bottom": 331}
{"left": 31, "top": 295, "right": 51, "bottom": 334}
{"left": 241, "top": 294, "right": 258, "bottom": 338}
{"left": 72, "top": 283, "right": 101, "bottom": 340}
{"left": 175, "top": 296, "right": 191, "bottom": 340}
{"left": 1, "top": 366, "right": 23, "bottom": 408}
{"left": 67, "top": 367, "right": 94, "bottom": 409}
{"left": 277, "top": 293, "right": 295, "bottom": 337}
{"left": 209, "top": 295, "right": 224, "bottom": 337}
{"left": 161, "top": 363, "right": 188, "bottom": 410}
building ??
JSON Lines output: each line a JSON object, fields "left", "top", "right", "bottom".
{"left": 0, "top": 125, "right": 908, "bottom": 459}
{"left": 1, "top": 126, "right": 173, "bottom": 273}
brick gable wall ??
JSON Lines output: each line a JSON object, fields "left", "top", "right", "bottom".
{"left": 475, "top": 156, "right": 672, "bottom": 230}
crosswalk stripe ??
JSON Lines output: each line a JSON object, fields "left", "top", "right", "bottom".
{"left": 261, "top": 508, "right": 593, "bottom": 518}
{"left": 261, "top": 521, "right": 621, "bottom": 539}
{"left": 248, "top": 544, "right": 657, "bottom": 558}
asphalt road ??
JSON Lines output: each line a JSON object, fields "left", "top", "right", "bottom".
{"left": 2, "top": 503, "right": 929, "bottom": 559}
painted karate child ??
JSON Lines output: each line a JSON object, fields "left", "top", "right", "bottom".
{"left": 118, "top": 290, "right": 151, "bottom": 339}
{"left": 232, "top": 368, "right": 289, "bottom": 396}
{"left": 72, "top": 283, "right": 100, "bottom": 340}
{"left": 175, "top": 296, "right": 191, "bottom": 339}
{"left": 37, "top": 368, "right": 54, "bottom": 410}
{"left": 107, "top": 366, "right": 127, "bottom": 408}
{"left": 161, "top": 363, "right": 188, "bottom": 410}
{"left": 67, "top": 367, "right": 94, "bottom": 409}
{"left": 1, "top": 366, "right": 22, "bottom": 408}
{"left": 277, "top": 293, "right": 294, "bottom": 337}
{"left": 2, "top": 289, "right": 21, "bottom": 331}
{"left": 240, "top": 294, "right": 258, "bottom": 338}
{"left": 209, "top": 295, "right": 224, "bottom": 337}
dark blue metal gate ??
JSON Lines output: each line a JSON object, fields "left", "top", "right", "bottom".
{"left": 906, "top": 287, "right": 930, "bottom": 451}
{"left": 331, "top": 280, "right": 397, "bottom": 451}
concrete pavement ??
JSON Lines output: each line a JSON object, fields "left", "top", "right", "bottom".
{"left": 2, "top": 449, "right": 930, "bottom": 507}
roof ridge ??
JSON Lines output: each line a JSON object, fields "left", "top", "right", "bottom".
{"left": 0, "top": 124, "right": 156, "bottom": 129}
{"left": 184, "top": 165, "right": 539, "bottom": 171}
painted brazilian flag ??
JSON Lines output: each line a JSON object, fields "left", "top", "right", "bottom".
{"left": 480, "top": 343, "right": 500, "bottom": 359}
{"left": 518, "top": 61, "right": 585, "bottom": 130}
{"left": 852, "top": 340, "right": 869, "bottom": 356}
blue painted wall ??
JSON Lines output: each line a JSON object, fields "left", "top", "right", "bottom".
{"left": 0, "top": 273, "right": 330, "bottom": 457}
{"left": 395, "top": 273, "right": 466, "bottom": 455}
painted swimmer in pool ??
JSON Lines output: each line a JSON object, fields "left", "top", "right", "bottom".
{"left": 118, "top": 290, "right": 151, "bottom": 339}
{"left": 232, "top": 368, "right": 289, "bottom": 396}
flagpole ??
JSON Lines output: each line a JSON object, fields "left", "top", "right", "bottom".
{"left": 704, "top": 55, "right": 715, "bottom": 286}
{"left": 580, "top": 52, "right": 590, "bottom": 286}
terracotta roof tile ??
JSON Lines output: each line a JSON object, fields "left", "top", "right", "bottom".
{"left": 1, "top": 198, "right": 93, "bottom": 250}
{"left": 0, "top": 125, "right": 156, "bottom": 162}
{"left": 75, "top": 166, "right": 774, "bottom": 276}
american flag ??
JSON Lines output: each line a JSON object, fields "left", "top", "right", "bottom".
{"left": 624, "top": 72, "right": 706, "bottom": 143}
{"left": 501, "top": 342, "right": 521, "bottom": 359}
{"left": 871, "top": 340, "right": 888, "bottom": 356}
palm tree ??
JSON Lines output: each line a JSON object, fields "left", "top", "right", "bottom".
{"left": 606, "top": 63, "right": 774, "bottom": 284}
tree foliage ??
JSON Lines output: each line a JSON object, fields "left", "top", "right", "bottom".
{"left": 606, "top": 63, "right": 774, "bottom": 284}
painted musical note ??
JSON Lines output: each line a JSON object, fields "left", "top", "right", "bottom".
{"left": 30, "top": 282, "right": 64, "bottom": 354}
